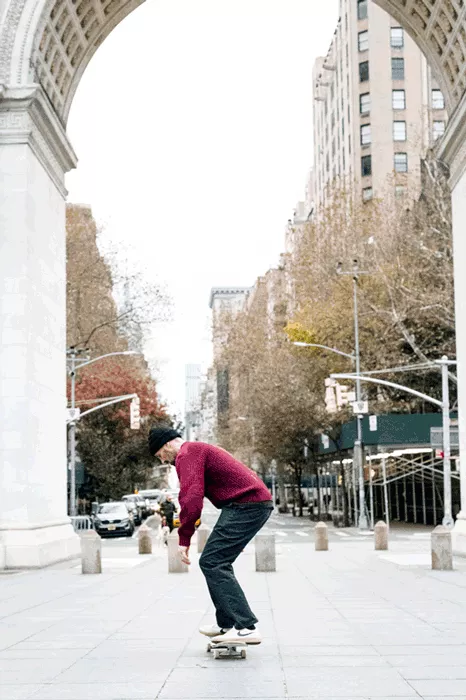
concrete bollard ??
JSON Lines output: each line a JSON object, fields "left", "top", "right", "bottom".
{"left": 374, "top": 521, "right": 388, "bottom": 550}
{"left": 431, "top": 525, "right": 453, "bottom": 571}
{"left": 255, "top": 534, "right": 276, "bottom": 572}
{"left": 197, "top": 524, "right": 211, "bottom": 554}
{"left": 138, "top": 524, "right": 152, "bottom": 554}
{"left": 145, "top": 514, "right": 162, "bottom": 530}
{"left": 315, "top": 521, "right": 328, "bottom": 551}
{"left": 81, "top": 530, "right": 102, "bottom": 574}
{"left": 168, "top": 531, "right": 188, "bottom": 573}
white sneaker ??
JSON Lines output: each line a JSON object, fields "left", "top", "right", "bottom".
{"left": 212, "top": 627, "right": 262, "bottom": 645}
{"left": 199, "top": 624, "right": 232, "bottom": 638}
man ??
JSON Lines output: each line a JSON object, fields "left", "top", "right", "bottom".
{"left": 149, "top": 426, "right": 272, "bottom": 645}
{"left": 159, "top": 494, "right": 176, "bottom": 532}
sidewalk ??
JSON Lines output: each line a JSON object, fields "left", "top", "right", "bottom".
{"left": 2, "top": 533, "right": 466, "bottom": 699}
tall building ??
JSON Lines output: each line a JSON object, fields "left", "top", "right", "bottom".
{"left": 184, "top": 364, "right": 202, "bottom": 441}
{"left": 312, "top": 0, "right": 447, "bottom": 208}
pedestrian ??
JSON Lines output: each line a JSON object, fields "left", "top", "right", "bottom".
{"left": 160, "top": 494, "right": 177, "bottom": 532}
{"left": 161, "top": 516, "right": 170, "bottom": 546}
{"left": 148, "top": 426, "right": 272, "bottom": 646}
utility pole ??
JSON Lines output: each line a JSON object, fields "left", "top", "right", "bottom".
{"left": 66, "top": 349, "right": 140, "bottom": 517}
{"left": 337, "top": 259, "right": 369, "bottom": 531}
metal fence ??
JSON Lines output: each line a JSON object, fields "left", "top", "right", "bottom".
{"left": 70, "top": 515, "right": 94, "bottom": 532}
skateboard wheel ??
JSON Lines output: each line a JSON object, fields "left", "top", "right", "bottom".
{"left": 213, "top": 649, "right": 220, "bottom": 659}
{"left": 206, "top": 644, "right": 212, "bottom": 653}
{"left": 240, "top": 648, "right": 246, "bottom": 659}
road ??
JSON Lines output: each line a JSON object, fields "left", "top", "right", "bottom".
{"left": 101, "top": 500, "right": 435, "bottom": 554}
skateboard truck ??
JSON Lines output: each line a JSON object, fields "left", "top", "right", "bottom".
{"left": 207, "top": 641, "right": 247, "bottom": 659}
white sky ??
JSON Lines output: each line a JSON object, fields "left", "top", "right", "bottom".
{"left": 66, "top": 0, "right": 339, "bottom": 417}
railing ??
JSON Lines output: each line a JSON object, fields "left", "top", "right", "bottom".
{"left": 70, "top": 515, "right": 94, "bottom": 532}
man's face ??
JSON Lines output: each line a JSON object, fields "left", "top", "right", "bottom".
{"left": 156, "top": 440, "right": 178, "bottom": 465}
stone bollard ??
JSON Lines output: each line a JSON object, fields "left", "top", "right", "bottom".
{"left": 431, "top": 525, "right": 453, "bottom": 571}
{"left": 81, "top": 530, "right": 102, "bottom": 574}
{"left": 138, "top": 524, "right": 152, "bottom": 554}
{"left": 197, "top": 524, "right": 211, "bottom": 554}
{"left": 374, "top": 521, "right": 388, "bottom": 551}
{"left": 255, "top": 534, "right": 276, "bottom": 572}
{"left": 168, "top": 531, "right": 188, "bottom": 573}
{"left": 145, "top": 514, "right": 162, "bottom": 530}
{"left": 315, "top": 521, "right": 328, "bottom": 551}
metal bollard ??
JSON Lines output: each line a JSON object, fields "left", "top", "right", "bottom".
{"left": 431, "top": 525, "right": 453, "bottom": 570}
{"left": 197, "top": 524, "right": 211, "bottom": 554}
{"left": 168, "top": 531, "right": 188, "bottom": 573}
{"left": 138, "top": 524, "right": 152, "bottom": 554}
{"left": 255, "top": 534, "right": 276, "bottom": 572}
{"left": 374, "top": 521, "right": 388, "bottom": 550}
{"left": 81, "top": 530, "right": 102, "bottom": 574}
{"left": 315, "top": 521, "right": 328, "bottom": 551}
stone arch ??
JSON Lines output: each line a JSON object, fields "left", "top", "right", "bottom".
{"left": 374, "top": 0, "right": 466, "bottom": 113}
{"left": 0, "top": 0, "right": 145, "bottom": 123}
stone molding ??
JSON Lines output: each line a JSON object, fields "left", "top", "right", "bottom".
{"left": 438, "top": 89, "right": 466, "bottom": 188}
{"left": 0, "top": 84, "right": 77, "bottom": 194}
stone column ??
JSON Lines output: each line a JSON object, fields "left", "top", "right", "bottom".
{"left": 439, "top": 113, "right": 466, "bottom": 556}
{"left": 0, "top": 87, "right": 79, "bottom": 567}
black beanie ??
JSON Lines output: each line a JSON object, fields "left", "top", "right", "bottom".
{"left": 148, "top": 426, "right": 182, "bottom": 456}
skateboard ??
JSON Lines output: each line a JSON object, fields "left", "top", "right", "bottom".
{"left": 206, "top": 641, "right": 247, "bottom": 659}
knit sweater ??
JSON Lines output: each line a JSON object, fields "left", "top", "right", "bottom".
{"left": 175, "top": 442, "right": 271, "bottom": 546}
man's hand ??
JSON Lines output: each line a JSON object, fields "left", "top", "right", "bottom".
{"left": 178, "top": 545, "right": 191, "bottom": 565}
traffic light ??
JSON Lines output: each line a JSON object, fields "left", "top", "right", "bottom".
{"left": 324, "top": 378, "right": 337, "bottom": 413}
{"left": 130, "top": 396, "right": 140, "bottom": 430}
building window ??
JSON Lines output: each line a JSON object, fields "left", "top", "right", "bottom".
{"left": 391, "top": 57, "right": 405, "bottom": 80}
{"left": 395, "top": 185, "right": 406, "bottom": 198}
{"left": 432, "top": 89, "right": 445, "bottom": 109}
{"left": 433, "top": 120, "right": 446, "bottom": 140}
{"left": 392, "top": 89, "right": 406, "bottom": 109}
{"left": 360, "top": 124, "right": 371, "bottom": 145}
{"left": 359, "top": 61, "right": 369, "bottom": 82}
{"left": 390, "top": 27, "right": 404, "bottom": 48}
{"left": 357, "top": 0, "right": 368, "bottom": 20}
{"left": 393, "top": 121, "right": 407, "bottom": 141}
{"left": 363, "top": 187, "right": 373, "bottom": 201}
{"left": 360, "top": 92, "right": 370, "bottom": 114}
{"left": 394, "top": 152, "right": 408, "bottom": 173}
{"left": 361, "top": 155, "right": 372, "bottom": 176}
{"left": 358, "top": 30, "right": 369, "bottom": 52}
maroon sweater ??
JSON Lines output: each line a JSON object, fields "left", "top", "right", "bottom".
{"left": 175, "top": 442, "right": 271, "bottom": 546}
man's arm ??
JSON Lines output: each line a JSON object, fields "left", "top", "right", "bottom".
{"left": 177, "top": 446, "right": 206, "bottom": 547}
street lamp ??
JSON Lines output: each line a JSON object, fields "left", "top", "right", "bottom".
{"left": 336, "top": 259, "right": 370, "bottom": 531}
{"left": 66, "top": 349, "right": 140, "bottom": 516}
{"left": 292, "top": 341, "right": 355, "bottom": 362}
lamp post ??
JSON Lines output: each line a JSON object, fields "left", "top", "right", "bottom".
{"left": 336, "top": 259, "right": 370, "bottom": 531}
{"left": 293, "top": 340, "right": 365, "bottom": 526}
{"left": 66, "top": 349, "right": 140, "bottom": 516}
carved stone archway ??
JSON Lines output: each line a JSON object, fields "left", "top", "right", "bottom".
{"left": 1, "top": 0, "right": 466, "bottom": 567}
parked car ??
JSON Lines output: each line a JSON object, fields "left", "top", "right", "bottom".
{"left": 121, "top": 494, "right": 145, "bottom": 523}
{"left": 93, "top": 502, "right": 134, "bottom": 538}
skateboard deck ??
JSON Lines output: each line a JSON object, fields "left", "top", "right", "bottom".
{"left": 207, "top": 641, "right": 247, "bottom": 659}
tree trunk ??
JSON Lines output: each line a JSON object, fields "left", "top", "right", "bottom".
{"left": 277, "top": 463, "right": 288, "bottom": 513}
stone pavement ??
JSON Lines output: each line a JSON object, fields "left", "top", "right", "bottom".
{"left": 2, "top": 531, "right": 466, "bottom": 699}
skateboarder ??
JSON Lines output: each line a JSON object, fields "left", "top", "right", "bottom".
{"left": 149, "top": 426, "right": 273, "bottom": 645}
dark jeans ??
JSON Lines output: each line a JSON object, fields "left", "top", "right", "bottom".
{"left": 199, "top": 501, "right": 273, "bottom": 630}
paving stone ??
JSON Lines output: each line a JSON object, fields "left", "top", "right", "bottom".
{"left": 27, "top": 681, "right": 165, "bottom": 699}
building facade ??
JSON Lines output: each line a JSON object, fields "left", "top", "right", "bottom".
{"left": 312, "top": 0, "right": 448, "bottom": 208}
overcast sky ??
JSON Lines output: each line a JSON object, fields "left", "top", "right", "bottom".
{"left": 66, "top": 0, "right": 339, "bottom": 418}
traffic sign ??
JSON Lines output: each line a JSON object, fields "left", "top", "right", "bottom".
{"left": 66, "top": 408, "right": 81, "bottom": 421}
{"left": 430, "top": 427, "right": 459, "bottom": 449}
{"left": 352, "top": 400, "right": 369, "bottom": 415}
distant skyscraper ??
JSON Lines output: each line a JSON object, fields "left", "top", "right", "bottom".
{"left": 185, "top": 364, "right": 202, "bottom": 441}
